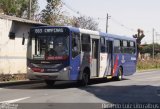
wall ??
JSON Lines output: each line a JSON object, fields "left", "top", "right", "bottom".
{"left": 0, "top": 18, "right": 33, "bottom": 74}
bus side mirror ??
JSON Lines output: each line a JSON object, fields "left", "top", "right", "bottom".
{"left": 22, "top": 37, "right": 25, "bottom": 45}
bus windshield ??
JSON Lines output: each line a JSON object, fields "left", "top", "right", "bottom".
{"left": 27, "top": 35, "right": 69, "bottom": 60}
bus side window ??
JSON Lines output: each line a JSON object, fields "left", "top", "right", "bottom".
{"left": 81, "top": 34, "right": 91, "bottom": 52}
{"left": 122, "top": 40, "right": 127, "bottom": 53}
{"left": 130, "top": 41, "right": 136, "bottom": 54}
{"left": 72, "top": 32, "right": 80, "bottom": 58}
{"left": 100, "top": 37, "right": 106, "bottom": 53}
{"left": 114, "top": 40, "right": 121, "bottom": 53}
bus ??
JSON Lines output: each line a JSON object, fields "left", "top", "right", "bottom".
{"left": 26, "top": 26, "right": 137, "bottom": 86}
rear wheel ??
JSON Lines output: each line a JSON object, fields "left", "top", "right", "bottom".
{"left": 45, "top": 80, "right": 55, "bottom": 87}
{"left": 115, "top": 67, "right": 123, "bottom": 81}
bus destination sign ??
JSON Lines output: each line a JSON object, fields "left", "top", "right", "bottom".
{"left": 34, "top": 28, "right": 65, "bottom": 34}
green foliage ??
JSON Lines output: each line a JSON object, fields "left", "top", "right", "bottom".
{"left": 0, "top": 0, "right": 17, "bottom": 14}
{"left": 141, "top": 43, "right": 160, "bottom": 55}
{"left": 0, "top": 0, "right": 39, "bottom": 19}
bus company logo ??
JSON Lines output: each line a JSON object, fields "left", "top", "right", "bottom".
{"left": 131, "top": 57, "right": 136, "bottom": 61}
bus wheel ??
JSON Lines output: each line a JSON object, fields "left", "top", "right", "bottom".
{"left": 116, "top": 67, "right": 123, "bottom": 81}
{"left": 45, "top": 80, "right": 55, "bottom": 87}
{"left": 79, "top": 72, "right": 90, "bottom": 86}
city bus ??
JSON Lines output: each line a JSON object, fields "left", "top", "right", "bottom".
{"left": 26, "top": 26, "right": 137, "bottom": 86}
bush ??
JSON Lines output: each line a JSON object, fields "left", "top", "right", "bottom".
{"left": 137, "top": 58, "right": 160, "bottom": 70}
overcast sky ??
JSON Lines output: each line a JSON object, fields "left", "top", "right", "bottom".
{"left": 38, "top": 0, "right": 160, "bottom": 44}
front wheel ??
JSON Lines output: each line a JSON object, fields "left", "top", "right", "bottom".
{"left": 78, "top": 72, "right": 90, "bottom": 86}
{"left": 45, "top": 80, "right": 55, "bottom": 87}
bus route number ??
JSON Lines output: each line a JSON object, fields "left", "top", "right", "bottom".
{"left": 35, "top": 29, "right": 43, "bottom": 33}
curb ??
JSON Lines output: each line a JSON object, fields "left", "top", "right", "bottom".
{"left": 0, "top": 80, "right": 43, "bottom": 87}
{"left": 137, "top": 69, "right": 160, "bottom": 73}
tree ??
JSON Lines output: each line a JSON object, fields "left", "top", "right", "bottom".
{"left": 40, "top": 0, "right": 63, "bottom": 25}
{"left": 0, "top": 0, "right": 18, "bottom": 15}
{"left": 71, "top": 16, "right": 99, "bottom": 31}
{"left": 22, "top": 0, "right": 39, "bottom": 19}
{"left": 0, "top": 0, "right": 39, "bottom": 19}
{"left": 141, "top": 43, "right": 160, "bottom": 56}
{"left": 133, "top": 29, "right": 145, "bottom": 57}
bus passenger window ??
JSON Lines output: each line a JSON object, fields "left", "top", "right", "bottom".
{"left": 81, "top": 34, "right": 91, "bottom": 52}
{"left": 100, "top": 37, "right": 106, "bottom": 53}
{"left": 122, "top": 40, "right": 127, "bottom": 53}
{"left": 114, "top": 40, "right": 120, "bottom": 53}
{"left": 130, "top": 41, "right": 136, "bottom": 54}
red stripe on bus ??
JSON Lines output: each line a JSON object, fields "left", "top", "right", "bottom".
{"left": 112, "top": 55, "right": 118, "bottom": 76}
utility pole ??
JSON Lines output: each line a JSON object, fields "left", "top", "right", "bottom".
{"left": 152, "top": 28, "right": 155, "bottom": 60}
{"left": 156, "top": 32, "right": 160, "bottom": 44}
{"left": 106, "top": 13, "right": 111, "bottom": 33}
{"left": 28, "top": 0, "right": 32, "bottom": 20}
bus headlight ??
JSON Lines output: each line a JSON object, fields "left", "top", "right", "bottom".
{"left": 27, "top": 67, "right": 31, "bottom": 70}
{"left": 64, "top": 68, "right": 67, "bottom": 71}
{"left": 64, "top": 67, "right": 72, "bottom": 71}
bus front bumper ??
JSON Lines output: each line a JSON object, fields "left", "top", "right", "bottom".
{"left": 27, "top": 67, "right": 70, "bottom": 80}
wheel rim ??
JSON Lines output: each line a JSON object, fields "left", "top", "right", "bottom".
{"left": 118, "top": 69, "right": 122, "bottom": 80}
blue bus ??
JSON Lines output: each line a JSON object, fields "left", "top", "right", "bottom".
{"left": 26, "top": 26, "right": 137, "bottom": 86}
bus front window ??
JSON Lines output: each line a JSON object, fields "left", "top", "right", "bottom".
{"left": 28, "top": 35, "right": 69, "bottom": 60}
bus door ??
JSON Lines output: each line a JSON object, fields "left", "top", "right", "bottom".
{"left": 106, "top": 40, "right": 113, "bottom": 75}
{"left": 91, "top": 39, "right": 99, "bottom": 77}
{"left": 99, "top": 39, "right": 113, "bottom": 77}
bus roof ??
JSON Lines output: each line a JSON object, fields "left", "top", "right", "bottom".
{"left": 31, "top": 26, "right": 136, "bottom": 41}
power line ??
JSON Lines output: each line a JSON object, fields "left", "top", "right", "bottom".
{"left": 61, "top": 1, "right": 81, "bottom": 16}
{"left": 110, "top": 17, "right": 136, "bottom": 32}
{"left": 61, "top": 1, "right": 151, "bottom": 34}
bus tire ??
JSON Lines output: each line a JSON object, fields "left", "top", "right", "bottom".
{"left": 115, "top": 67, "right": 123, "bottom": 81}
{"left": 45, "top": 80, "right": 55, "bottom": 87}
{"left": 78, "top": 72, "right": 90, "bottom": 86}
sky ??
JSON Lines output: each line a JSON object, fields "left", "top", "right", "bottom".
{"left": 38, "top": 0, "right": 160, "bottom": 44}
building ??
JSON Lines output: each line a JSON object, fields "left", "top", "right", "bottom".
{"left": 0, "top": 14, "right": 46, "bottom": 76}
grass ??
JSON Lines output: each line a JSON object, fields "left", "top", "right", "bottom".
{"left": 137, "top": 58, "right": 160, "bottom": 71}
